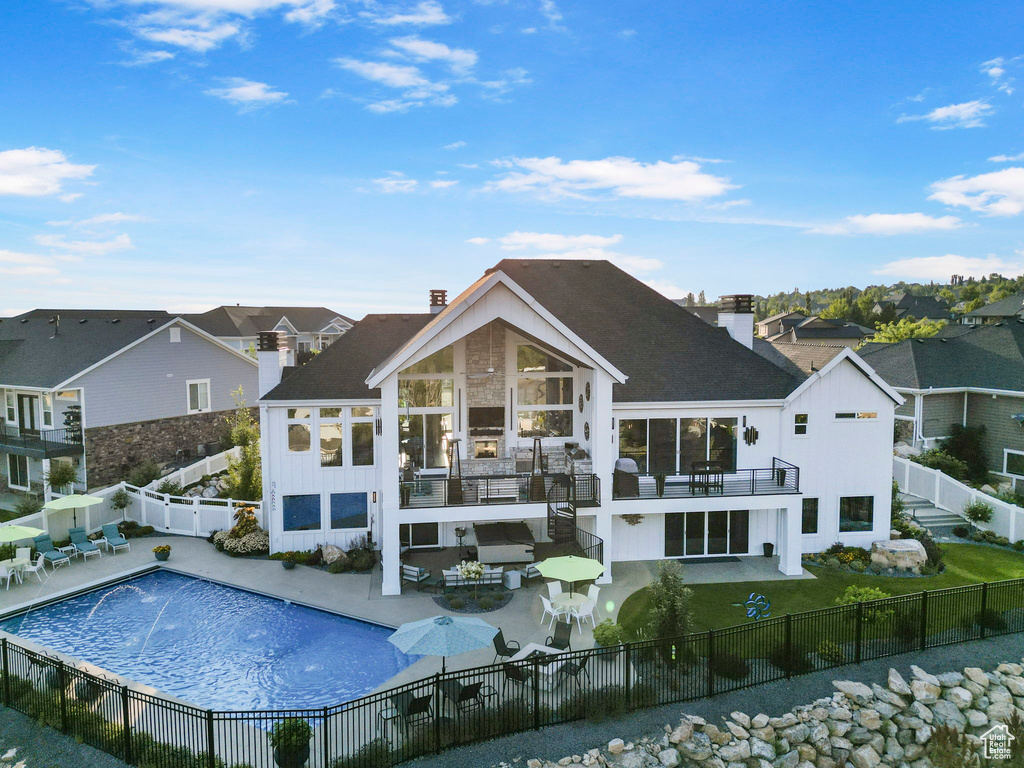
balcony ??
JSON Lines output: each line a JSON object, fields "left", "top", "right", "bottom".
{"left": 612, "top": 458, "right": 800, "bottom": 500}
{"left": 400, "top": 473, "right": 600, "bottom": 509}
{"left": 0, "top": 426, "right": 84, "bottom": 459}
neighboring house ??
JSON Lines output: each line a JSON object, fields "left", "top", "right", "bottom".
{"left": 872, "top": 292, "right": 951, "bottom": 321}
{"left": 186, "top": 306, "right": 355, "bottom": 357}
{"left": 259, "top": 259, "right": 899, "bottom": 596}
{"left": 961, "top": 294, "right": 1024, "bottom": 326}
{"left": 672, "top": 303, "right": 720, "bottom": 326}
{"left": 757, "top": 311, "right": 807, "bottom": 338}
{"left": 767, "top": 316, "right": 874, "bottom": 348}
{"left": 860, "top": 320, "right": 1024, "bottom": 483}
{"left": 0, "top": 309, "right": 258, "bottom": 501}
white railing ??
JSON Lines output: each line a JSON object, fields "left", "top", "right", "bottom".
{"left": 143, "top": 446, "right": 241, "bottom": 491}
{"left": 893, "top": 455, "right": 1024, "bottom": 541}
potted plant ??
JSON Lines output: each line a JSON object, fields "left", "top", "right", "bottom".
{"left": 282, "top": 552, "right": 297, "bottom": 570}
{"left": 654, "top": 473, "right": 667, "bottom": 497}
{"left": 270, "top": 718, "right": 313, "bottom": 768}
{"left": 153, "top": 544, "right": 171, "bottom": 561}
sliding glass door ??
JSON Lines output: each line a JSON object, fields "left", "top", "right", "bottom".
{"left": 665, "top": 510, "right": 749, "bottom": 557}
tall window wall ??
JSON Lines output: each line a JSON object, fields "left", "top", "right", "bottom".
{"left": 515, "top": 344, "right": 575, "bottom": 439}
{"left": 618, "top": 417, "right": 738, "bottom": 474}
{"left": 399, "top": 347, "right": 455, "bottom": 471}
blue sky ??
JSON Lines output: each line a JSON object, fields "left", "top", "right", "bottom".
{"left": 2, "top": 0, "right": 1023, "bottom": 316}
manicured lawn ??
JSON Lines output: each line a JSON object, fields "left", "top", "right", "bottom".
{"left": 618, "top": 543, "right": 1024, "bottom": 636}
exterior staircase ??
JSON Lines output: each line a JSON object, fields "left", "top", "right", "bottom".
{"left": 546, "top": 475, "right": 604, "bottom": 561}
{"left": 902, "top": 493, "right": 965, "bottom": 537}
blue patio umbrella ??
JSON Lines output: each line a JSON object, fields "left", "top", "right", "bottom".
{"left": 388, "top": 615, "right": 498, "bottom": 673}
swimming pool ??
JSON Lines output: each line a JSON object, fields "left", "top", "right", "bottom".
{"left": 0, "top": 570, "right": 417, "bottom": 711}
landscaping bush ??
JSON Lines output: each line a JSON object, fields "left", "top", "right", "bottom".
{"left": 44, "top": 461, "right": 78, "bottom": 493}
{"left": 823, "top": 556, "right": 841, "bottom": 569}
{"left": 220, "top": 529, "right": 269, "bottom": 556}
{"left": 911, "top": 449, "right": 969, "bottom": 482}
{"left": 155, "top": 479, "right": 184, "bottom": 496}
{"left": 849, "top": 560, "right": 867, "bottom": 573}
{"left": 330, "top": 738, "right": 392, "bottom": 768}
{"left": 928, "top": 723, "right": 981, "bottom": 768}
{"left": 558, "top": 685, "right": 629, "bottom": 722}
{"left": 836, "top": 586, "right": 894, "bottom": 622}
{"left": 347, "top": 548, "right": 376, "bottom": 572}
{"left": 127, "top": 459, "right": 162, "bottom": 488}
{"left": 894, "top": 612, "right": 921, "bottom": 648}
{"left": 446, "top": 596, "right": 464, "bottom": 610}
{"left": 647, "top": 561, "right": 693, "bottom": 640}
{"left": 306, "top": 547, "right": 324, "bottom": 567}
{"left": 14, "top": 495, "right": 43, "bottom": 517}
{"left": 1015, "top": 540, "right": 1024, "bottom": 552}
{"left": 222, "top": 388, "right": 261, "bottom": 501}
{"left": 327, "top": 560, "right": 347, "bottom": 574}
{"left": 817, "top": 640, "right": 846, "bottom": 665}
{"left": 769, "top": 643, "right": 814, "bottom": 675}
{"left": 110, "top": 488, "right": 131, "bottom": 514}
{"left": 964, "top": 500, "right": 995, "bottom": 532}
{"left": 229, "top": 506, "right": 260, "bottom": 538}
{"left": 593, "top": 619, "right": 624, "bottom": 647}
{"left": 951, "top": 525, "right": 970, "bottom": 539}
{"left": 709, "top": 651, "right": 749, "bottom": 680}
{"left": 477, "top": 597, "right": 495, "bottom": 610}
{"left": 975, "top": 608, "right": 1008, "bottom": 631}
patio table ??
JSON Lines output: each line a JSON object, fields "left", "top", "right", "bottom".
{"left": 508, "top": 642, "right": 567, "bottom": 690}
{"left": 552, "top": 593, "right": 587, "bottom": 613}
{"left": 0, "top": 557, "right": 29, "bottom": 584}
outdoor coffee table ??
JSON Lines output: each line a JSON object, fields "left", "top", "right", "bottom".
{"left": 508, "top": 643, "right": 567, "bottom": 689}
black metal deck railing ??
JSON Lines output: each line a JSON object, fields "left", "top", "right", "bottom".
{"left": 400, "top": 473, "right": 600, "bottom": 509}
{"left": 0, "top": 425, "right": 83, "bottom": 458}
{"left": 612, "top": 458, "right": 799, "bottom": 500}
{"left": 2, "top": 577, "right": 1022, "bottom": 767}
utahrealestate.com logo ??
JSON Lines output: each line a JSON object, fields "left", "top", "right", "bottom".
{"left": 982, "top": 723, "right": 1016, "bottom": 761}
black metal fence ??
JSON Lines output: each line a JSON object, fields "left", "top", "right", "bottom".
{"left": 3, "top": 578, "right": 1024, "bottom": 768}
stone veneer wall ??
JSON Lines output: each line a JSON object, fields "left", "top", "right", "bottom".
{"left": 466, "top": 322, "right": 508, "bottom": 462}
{"left": 84, "top": 409, "right": 253, "bottom": 488}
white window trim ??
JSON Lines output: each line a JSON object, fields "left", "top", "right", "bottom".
{"left": 41, "top": 392, "right": 53, "bottom": 429}
{"left": 286, "top": 408, "right": 312, "bottom": 453}
{"left": 1004, "top": 449, "right": 1024, "bottom": 479}
{"left": 794, "top": 413, "right": 809, "bottom": 438}
{"left": 318, "top": 408, "right": 344, "bottom": 469}
{"left": 834, "top": 411, "right": 878, "bottom": 422}
{"left": 511, "top": 339, "right": 578, "bottom": 444}
{"left": 186, "top": 378, "right": 211, "bottom": 415}
{"left": 4, "top": 391, "right": 16, "bottom": 424}
{"left": 7, "top": 454, "right": 30, "bottom": 491}
{"left": 801, "top": 497, "right": 819, "bottom": 536}
{"left": 169, "top": 327, "right": 181, "bottom": 343}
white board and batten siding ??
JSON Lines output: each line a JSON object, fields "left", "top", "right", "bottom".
{"left": 783, "top": 357, "right": 897, "bottom": 551}
{"left": 261, "top": 403, "right": 382, "bottom": 554}
{"left": 69, "top": 325, "right": 257, "bottom": 429}
{"left": 609, "top": 509, "right": 778, "bottom": 563}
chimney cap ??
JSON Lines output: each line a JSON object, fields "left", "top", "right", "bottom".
{"left": 719, "top": 295, "right": 753, "bottom": 314}
{"left": 257, "top": 330, "right": 285, "bottom": 352}
{"left": 429, "top": 289, "right": 448, "bottom": 314}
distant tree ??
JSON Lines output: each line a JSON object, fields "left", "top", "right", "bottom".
{"left": 872, "top": 304, "right": 899, "bottom": 329}
{"left": 697, "top": 290, "right": 707, "bottom": 305}
{"left": 868, "top": 318, "right": 947, "bottom": 343}
{"left": 820, "top": 297, "right": 853, "bottom": 320}
{"left": 938, "top": 288, "right": 956, "bottom": 306}
{"left": 964, "top": 297, "right": 985, "bottom": 313}
{"left": 684, "top": 292, "right": 696, "bottom": 307}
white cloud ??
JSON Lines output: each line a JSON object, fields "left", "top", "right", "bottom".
{"left": 989, "top": 152, "right": 1024, "bottom": 162}
{"left": 205, "top": 78, "right": 290, "bottom": 109}
{"left": 897, "top": 100, "right": 992, "bottom": 129}
{"left": 373, "top": 172, "right": 418, "bottom": 192}
{"left": 497, "top": 231, "right": 624, "bottom": 251}
{"left": 642, "top": 278, "right": 688, "bottom": 298}
{"left": 0, "top": 249, "right": 61, "bottom": 277}
{"left": 982, "top": 56, "right": 1017, "bottom": 94}
{"left": 538, "top": 0, "right": 564, "bottom": 30}
{"left": 929, "top": 167, "right": 1024, "bottom": 216}
{"left": 336, "top": 57, "right": 454, "bottom": 111}
{"left": 388, "top": 36, "right": 477, "bottom": 74}
{"left": 429, "top": 179, "right": 458, "bottom": 188}
{"left": 486, "top": 155, "right": 738, "bottom": 202}
{"left": 34, "top": 233, "right": 135, "bottom": 255}
{"left": 46, "top": 212, "right": 148, "bottom": 227}
{"left": 121, "top": 49, "right": 176, "bottom": 66}
{"left": 874, "top": 253, "right": 1024, "bottom": 281}
{"left": 134, "top": 20, "right": 242, "bottom": 52}
{"left": 444, "top": 141, "right": 466, "bottom": 150}
{"left": 466, "top": 237, "right": 489, "bottom": 245}
{"left": 367, "top": 1, "right": 450, "bottom": 26}
{"left": 0, "top": 148, "right": 95, "bottom": 198}
{"left": 808, "top": 212, "right": 964, "bottom": 236}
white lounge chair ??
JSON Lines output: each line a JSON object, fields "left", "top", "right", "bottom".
{"left": 539, "top": 595, "right": 566, "bottom": 629}
{"left": 97, "top": 524, "right": 130, "bottom": 554}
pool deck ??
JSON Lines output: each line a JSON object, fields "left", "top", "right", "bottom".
{"left": 0, "top": 535, "right": 813, "bottom": 692}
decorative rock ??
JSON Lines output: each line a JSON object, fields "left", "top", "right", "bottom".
{"left": 752, "top": 714, "right": 770, "bottom": 729}
{"left": 770, "top": 714, "right": 800, "bottom": 729}
{"left": 703, "top": 725, "right": 731, "bottom": 746}
{"left": 871, "top": 539, "right": 927, "bottom": 573}
{"left": 730, "top": 711, "right": 751, "bottom": 728}
{"left": 910, "top": 680, "right": 940, "bottom": 704}
{"left": 833, "top": 681, "right": 874, "bottom": 706}
{"left": 909, "top": 701, "right": 933, "bottom": 724}
{"left": 781, "top": 724, "right": 810, "bottom": 744}
{"left": 725, "top": 721, "right": 749, "bottom": 740}
{"left": 718, "top": 742, "right": 750, "bottom": 762}
{"left": 911, "top": 665, "right": 940, "bottom": 687}
{"left": 774, "top": 750, "right": 800, "bottom": 768}
{"left": 677, "top": 734, "right": 713, "bottom": 762}
{"left": 856, "top": 710, "right": 882, "bottom": 730}
{"left": 944, "top": 686, "right": 973, "bottom": 710}
{"left": 750, "top": 737, "right": 776, "bottom": 761}
{"left": 987, "top": 702, "right": 1016, "bottom": 723}
{"left": 966, "top": 709, "right": 988, "bottom": 728}
{"left": 751, "top": 726, "right": 776, "bottom": 742}
{"left": 1004, "top": 677, "right": 1024, "bottom": 697}
{"left": 849, "top": 745, "right": 880, "bottom": 768}
{"left": 608, "top": 740, "right": 625, "bottom": 755}
{"left": 658, "top": 748, "right": 679, "bottom": 767}
{"left": 322, "top": 544, "right": 345, "bottom": 564}
{"left": 964, "top": 668, "right": 991, "bottom": 688}
{"left": 931, "top": 700, "right": 967, "bottom": 729}
{"left": 998, "top": 663, "right": 1023, "bottom": 676}
{"left": 936, "top": 671, "right": 964, "bottom": 687}
{"left": 668, "top": 722, "right": 692, "bottom": 744}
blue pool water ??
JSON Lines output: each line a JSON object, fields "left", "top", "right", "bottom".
{"left": 0, "top": 570, "right": 417, "bottom": 711}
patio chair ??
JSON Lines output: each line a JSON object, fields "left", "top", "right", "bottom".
{"left": 546, "top": 621, "right": 573, "bottom": 652}
{"left": 32, "top": 534, "right": 70, "bottom": 571}
{"left": 0, "top": 563, "right": 17, "bottom": 590}
{"left": 587, "top": 584, "right": 602, "bottom": 620}
{"left": 556, "top": 650, "right": 594, "bottom": 688}
{"left": 392, "top": 691, "right": 433, "bottom": 731}
{"left": 401, "top": 564, "right": 431, "bottom": 590}
{"left": 523, "top": 562, "right": 542, "bottom": 582}
{"left": 501, "top": 663, "right": 531, "bottom": 699}
{"left": 97, "top": 524, "right": 130, "bottom": 554}
{"left": 441, "top": 680, "right": 495, "bottom": 717}
{"left": 492, "top": 628, "right": 522, "bottom": 663}
{"left": 15, "top": 547, "right": 30, "bottom": 561}
{"left": 69, "top": 527, "right": 101, "bottom": 560}
{"left": 546, "top": 581, "right": 563, "bottom": 599}
{"left": 540, "top": 595, "right": 566, "bottom": 630}
{"left": 571, "top": 600, "right": 597, "bottom": 631}
{"left": 21, "top": 554, "right": 47, "bottom": 584}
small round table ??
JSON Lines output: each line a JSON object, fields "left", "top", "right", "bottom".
{"left": 552, "top": 593, "right": 588, "bottom": 613}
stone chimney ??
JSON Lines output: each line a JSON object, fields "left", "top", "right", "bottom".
{"left": 429, "top": 289, "right": 448, "bottom": 314}
{"left": 257, "top": 331, "right": 288, "bottom": 397}
{"left": 718, "top": 295, "right": 755, "bottom": 349}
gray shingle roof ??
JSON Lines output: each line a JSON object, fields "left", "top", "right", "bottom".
{"left": 186, "top": 306, "right": 355, "bottom": 337}
{"left": 859, "top": 320, "right": 1024, "bottom": 391}
{"left": 0, "top": 310, "right": 174, "bottom": 388}
{"left": 964, "top": 294, "right": 1024, "bottom": 319}
{"left": 262, "top": 314, "right": 434, "bottom": 400}
{"left": 753, "top": 340, "right": 846, "bottom": 379}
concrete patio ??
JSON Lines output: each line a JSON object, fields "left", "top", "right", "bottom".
{"left": 0, "top": 535, "right": 815, "bottom": 695}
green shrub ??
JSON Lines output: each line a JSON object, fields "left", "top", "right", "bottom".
{"left": 347, "top": 548, "right": 376, "bottom": 572}
{"left": 894, "top": 612, "right": 921, "bottom": 647}
{"left": 912, "top": 449, "right": 969, "bottom": 482}
{"left": 836, "top": 586, "right": 894, "bottom": 623}
{"left": 963, "top": 500, "right": 995, "bottom": 531}
{"left": 709, "top": 651, "right": 749, "bottom": 680}
{"left": 928, "top": 723, "right": 981, "bottom": 768}
{"left": 823, "top": 556, "right": 841, "bottom": 569}
{"left": 971, "top": 531, "right": 986, "bottom": 542}
{"left": 155, "top": 479, "right": 184, "bottom": 496}
{"left": 270, "top": 718, "right": 313, "bottom": 751}
{"left": 817, "top": 640, "right": 846, "bottom": 665}
{"left": 44, "top": 461, "right": 79, "bottom": 492}
{"left": 951, "top": 525, "right": 970, "bottom": 538}
{"left": 940, "top": 425, "right": 989, "bottom": 486}
{"left": 14, "top": 495, "right": 43, "bottom": 517}
{"left": 849, "top": 560, "right": 867, "bottom": 573}
{"left": 647, "top": 561, "right": 693, "bottom": 641}
{"left": 327, "top": 560, "right": 347, "bottom": 574}
{"left": 477, "top": 597, "right": 495, "bottom": 610}
{"left": 446, "top": 596, "right": 465, "bottom": 610}
{"left": 769, "top": 644, "right": 813, "bottom": 675}
{"left": 330, "top": 738, "right": 392, "bottom": 768}
{"left": 127, "top": 459, "right": 161, "bottom": 488}
{"left": 110, "top": 488, "right": 131, "bottom": 512}
{"left": 592, "top": 619, "right": 624, "bottom": 647}
{"left": 994, "top": 535, "right": 1011, "bottom": 547}
{"left": 1014, "top": 540, "right": 1024, "bottom": 552}
{"left": 557, "top": 685, "right": 629, "bottom": 722}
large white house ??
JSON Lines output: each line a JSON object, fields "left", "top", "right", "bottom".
{"left": 258, "top": 260, "right": 900, "bottom": 596}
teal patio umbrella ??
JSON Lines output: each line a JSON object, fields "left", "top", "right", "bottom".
{"left": 44, "top": 494, "right": 104, "bottom": 528}
{"left": 388, "top": 615, "right": 498, "bottom": 673}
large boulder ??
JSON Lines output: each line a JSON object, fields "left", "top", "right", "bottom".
{"left": 871, "top": 539, "right": 927, "bottom": 573}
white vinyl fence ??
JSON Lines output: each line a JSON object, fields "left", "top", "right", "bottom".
{"left": 893, "top": 455, "right": 1024, "bottom": 541}
{"left": 143, "top": 446, "right": 241, "bottom": 491}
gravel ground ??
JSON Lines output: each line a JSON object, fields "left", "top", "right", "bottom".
{"left": 409, "top": 633, "right": 1024, "bottom": 768}
{"left": 0, "top": 706, "right": 129, "bottom": 768}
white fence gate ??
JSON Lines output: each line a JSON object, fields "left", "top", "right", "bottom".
{"left": 125, "top": 484, "right": 263, "bottom": 537}
{"left": 893, "top": 455, "right": 1024, "bottom": 541}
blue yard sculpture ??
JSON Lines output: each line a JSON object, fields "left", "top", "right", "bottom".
{"left": 734, "top": 592, "right": 771, "bottom": 621}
